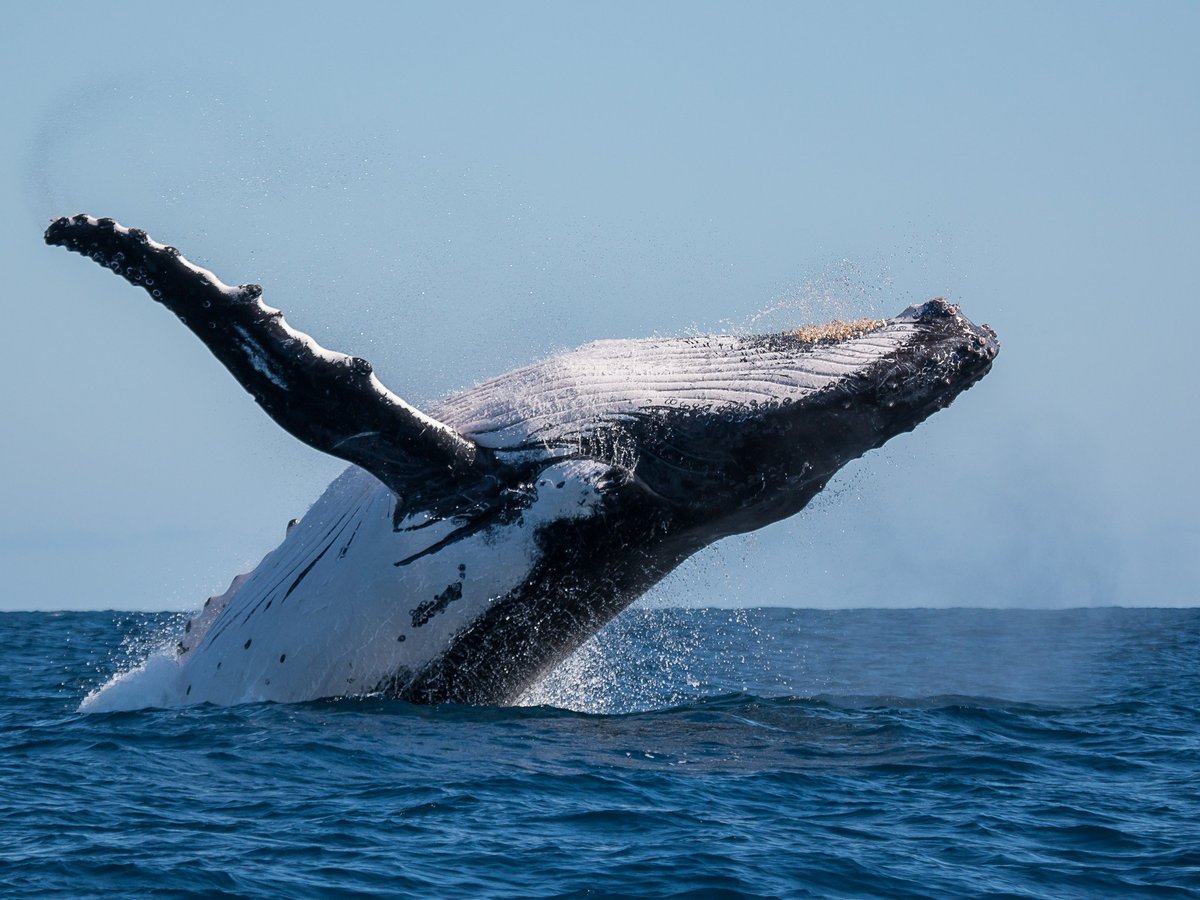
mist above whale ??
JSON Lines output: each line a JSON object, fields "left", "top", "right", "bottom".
{"left": 44, "top": 214, "right": 998, "bottom": 710}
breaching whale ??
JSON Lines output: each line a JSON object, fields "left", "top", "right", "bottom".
{"left": 46, "top": 214, "right": 998, "bottom": 711}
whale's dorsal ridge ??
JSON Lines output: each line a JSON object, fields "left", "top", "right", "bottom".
{"left": 44, "top": 214, "right": 498, "bottom": 501}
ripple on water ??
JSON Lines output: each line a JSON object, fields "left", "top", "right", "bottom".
{"left": 0, "top": 607, "right": 1197, "bottom": 897}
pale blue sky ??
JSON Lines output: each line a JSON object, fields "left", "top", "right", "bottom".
{"left": 1, "top": 2, "right": 1196, "bottom": 610}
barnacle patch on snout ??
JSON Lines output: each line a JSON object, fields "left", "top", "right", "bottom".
{"left": 786, "top": 318, "right": 886, "bottom": 344}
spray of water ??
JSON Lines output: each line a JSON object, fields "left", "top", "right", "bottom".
{"left": 79, "top": 613, "right": 188, "bottom": 711}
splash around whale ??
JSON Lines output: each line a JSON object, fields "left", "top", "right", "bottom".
{"left": 44, "top": 214, "right": 998, "bottom": 711}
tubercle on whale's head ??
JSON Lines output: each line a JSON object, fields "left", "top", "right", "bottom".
{"left": 777, "top": 297, "right": 996, "bottom": 496}
{"left": 865, "top": 297, "right": 999, "bottom": 410}
{"left": 660, "top": 298, "right": 999, "bottom": 538}
{"left": 764, "top": 298, "right": 998, "bottom": 438}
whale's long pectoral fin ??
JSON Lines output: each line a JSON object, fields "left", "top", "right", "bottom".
{"left": 45, "top": 215, "right": 496, "bottom": 500}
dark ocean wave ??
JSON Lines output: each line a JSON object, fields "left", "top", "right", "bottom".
{"left": 1, "top": 608, "right": 1198, "bottom": 897}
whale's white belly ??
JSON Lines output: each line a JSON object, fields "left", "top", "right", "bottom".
{"left": 81, "top": 460, "right": 607, "bottom": 711}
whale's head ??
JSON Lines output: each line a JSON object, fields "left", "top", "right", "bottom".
{"left": 432, "top": 297, "right": 996, "bottom": 540}
{"left": 586, "top": 298, "right": 1000, "bottom": 538}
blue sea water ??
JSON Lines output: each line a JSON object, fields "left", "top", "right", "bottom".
{"left": 1, "top": 607, "right": 1197, "bottom": 898}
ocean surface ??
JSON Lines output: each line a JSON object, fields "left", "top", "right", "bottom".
{"left": 1, "top": 607, "right": 1197, "bottom": 898}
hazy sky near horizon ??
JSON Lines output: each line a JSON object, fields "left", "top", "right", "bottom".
{"left": 1, "top": 2, "right": 1196, "bottom": 611}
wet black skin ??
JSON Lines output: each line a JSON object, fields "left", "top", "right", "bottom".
{"left": 403, "top": 303, "right": 998, "bottom": 703}
{"left": 46, "top": 214, "right": 998, "bottom": 705}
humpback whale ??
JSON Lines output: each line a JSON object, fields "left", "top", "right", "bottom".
{"left": 45, "top": 214, "right": 998, "bottom": 710}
